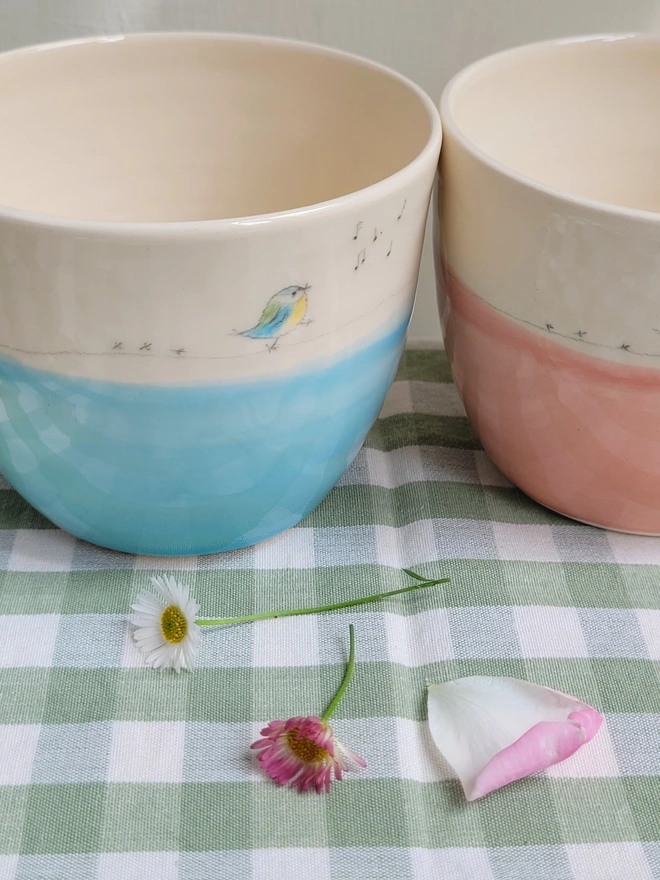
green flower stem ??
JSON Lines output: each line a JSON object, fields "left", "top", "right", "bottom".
{"left": 322, "top": 623, "right": 355, "bottom": 723}
{"left": 195, "top": 571, "right": 449, "bottom": 627}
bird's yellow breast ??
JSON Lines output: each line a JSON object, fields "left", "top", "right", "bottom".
{"left": 286, "top": 294, "right": 308, "bottom": 328}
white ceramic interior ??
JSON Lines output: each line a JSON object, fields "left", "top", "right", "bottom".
{"left": 0, "top": 34, "right": 433, "bottom": 222}
{"left": 447, "top": 35, "right": 660, "bottom": 213}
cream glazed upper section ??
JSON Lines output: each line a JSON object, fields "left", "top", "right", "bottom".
{"left": 0, "top": 33, "right": 440, "bottom": 383}
{"left": 440, "top": 35, "right": 660, "bottom": 368}
{"left": 0, "top": 182, "right": 431, "bottom": 382}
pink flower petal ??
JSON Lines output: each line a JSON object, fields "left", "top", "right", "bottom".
{"left": 336, "top": 739, "right": 368, "bottom": 769}
{"left": 427, "top": 676, "right": 603, "bottom": 800}
{"left": 569, "top": 708, "right": 603, "bottom": 742}
{"left": 470, "top": 717, "right": 594, "bottom": 801}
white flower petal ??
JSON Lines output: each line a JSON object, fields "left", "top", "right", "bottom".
{"left": 132, "top": 624, "right": 163, "bottom": 639}
{"left": 181, "top": 640, "right": 198, "bottom": 667}
{"left": 131, "top": 592, "right": 164, "bottom": 612}
{"left": 184, "top": 598, "right": 201, "bottom": 619}
{"left": 172, "top": 644, "right": 189, "bottom": 673}
{"left": 130, "top": 612, "right": 161, "bottom": 627}
{"left": 133, "top": 634, "right": 167, "bottom": 653}
{"left": 427, "top": 676, "right": 602, "bottom": 800}
{"left": 187, "top": 626, "right": 202, "bottom": 647}
{"left": 147, "top": 643, "right": 175, "bottom": 667}
{"left": 130, "top": 604, "right": 162, "bottom": 620}
{"left": 150, "top": 578, "right": 171, "bottom": 603}
{"left": 166, "top": 575, "right": 186, "bottom": 604}
{"left": 130, "top": 606, "right": 163, "bottom": 622}
{"left": 130, "top": 616, "right": 154, "bottom": 630}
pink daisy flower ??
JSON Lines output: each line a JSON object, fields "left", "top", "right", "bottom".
{"left": 251, "top": 624, "right": 366, "bottom": 792}
{"left": 251, "top": 715, "right": 366, "bottom": 793}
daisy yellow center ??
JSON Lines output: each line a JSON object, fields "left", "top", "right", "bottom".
{"left": 160, "top": 605, "right": 188, "bottom": 644}
{"left": 285, "top": 727, "right": 328, "bottom": 763}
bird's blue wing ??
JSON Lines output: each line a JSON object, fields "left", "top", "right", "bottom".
{"left": 242, "top": 303, "right": 293, "bottom": 338}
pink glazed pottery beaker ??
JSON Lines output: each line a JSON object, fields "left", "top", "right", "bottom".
{"left": 437, "top": 34, "right": 660, "bottom": 534}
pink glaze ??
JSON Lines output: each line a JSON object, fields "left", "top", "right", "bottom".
{"left": 443, "top": 270, "right": 660, "bottom": 533}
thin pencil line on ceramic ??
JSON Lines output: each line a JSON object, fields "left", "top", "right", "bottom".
{"left": 0, "top": 281, "right": 416, "bottom": 361}
{"left": 444, "top": 268, "right": 660, "bottom": 361}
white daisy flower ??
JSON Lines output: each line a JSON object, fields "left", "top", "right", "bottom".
{"left": 130, "top": 575, "right": 201, "bottom": 672}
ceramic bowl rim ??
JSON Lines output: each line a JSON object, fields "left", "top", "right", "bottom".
{"left": 0, "top": 30, "right": 442, "bottom": 237}
{"left": 440, "top": 32, "right": 660, "bottom": 225}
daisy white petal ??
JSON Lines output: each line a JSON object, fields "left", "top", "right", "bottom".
{"left": 129, "top": 575, "right": 201, "bottom": 672}
{"left": 134, "top": 636, "right": 168, "bottom": 653}
{"left": 131, "top": 597, "right": 163, "bottom": 616}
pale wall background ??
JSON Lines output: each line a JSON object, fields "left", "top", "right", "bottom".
{"left": 2, "top": 0, "right": 659, "bottom": 341}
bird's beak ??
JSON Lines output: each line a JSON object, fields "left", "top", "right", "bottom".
{"left": 303, "top": 284, "right": 311, "bottom": 292}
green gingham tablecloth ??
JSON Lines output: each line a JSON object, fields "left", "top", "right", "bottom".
{"left": 1, "top": 347, "right": 660, "bottom": 880}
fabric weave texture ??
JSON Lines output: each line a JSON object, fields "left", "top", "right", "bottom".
{"left": 0, "top": 349, "right": 659, "bottom": 880}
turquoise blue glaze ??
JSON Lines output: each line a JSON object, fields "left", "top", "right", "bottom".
{"left": 0, "top": 319, "right": 407, "bottom": 555}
